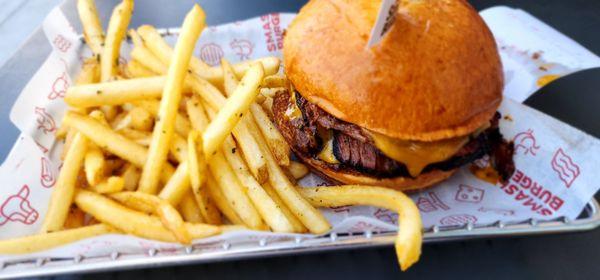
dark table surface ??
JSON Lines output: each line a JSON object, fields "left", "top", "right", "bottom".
{"left": 32, "top": 0, "right": 600, "bottom": 279}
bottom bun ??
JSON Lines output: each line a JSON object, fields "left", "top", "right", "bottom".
{"left": 295, "top": 152, "right": 457, "bottom": 192}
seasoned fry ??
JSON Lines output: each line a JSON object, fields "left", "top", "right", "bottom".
{"left": 157, "top": 200, "right": 192, "bottom": 244}
{"left": 299, "top": 185, "right": 422, "bottom": 271}
{"left": 109, "top": 191, "right": 161, "bottom": 214}
{"left": 158, "top": 161, "right": 190, "bottom": 205}
{"left": 40, "top": 132, "right": 88, "bottom": 233}
{"left": 137, "top": 24, "right": 280, "bottom": 84}
{"left": 261, "top": 74, "right": 287, "bottom": 88}
{"left": 187, "top": 131, "right": 206, "bottom": 195}
{"left": 126, "top": 60, "right": 157, "bottom": 78}
{"left": 89, "top": 176, "right": 125, "bottom": 194}
{"left": 169, "top": 133, "right": 188, "bottom": 163}
{"left": 247, "top": 115, "right": 330, "bottom": 234}
{"left": 203, "top": 103, "right": 268, "bottom": 183}
{"left": 179, "top": 194, "right": 204, "bottom": 223}
{"left": 101, "top": 0, "right": 134, "bottom": 81}
{"left": 186, "top": 96, "right": 210, "bottom": 131}
{"left": 77, "top": 0, "right": 104, "bottom": 55}
{"left": 261, "top": 96, "right": 274, "bottom": 118}
{"left": 118, "top": 128, "right": 152, "bottom": 146}
{"left": 133, "top": 99, "right": 192, "bottom": 137}
{"left": 261, "top": 182, "right": 307, "bottom": 233}
{"left": 76, "top": 58, "right": 101, "bottom": 85}
{"left": 250, "top": 102, "right": 290, "bottom": 166}
{"left": 75, "top": 190, "right": 219, "bottom": 242}
{"left": 202, "top": 62, "right": 264, "bottom": 158}
{"left": 0, "top": 224, "right": 115, "bottom": 254}
{"left": 120, "top": 163, "right": 140, "bottom": 191}
{"left": 63, "top": 112, "right": 175, "bottom": 183}
{"left": 287, "top": 161, "right": 309, "bottom": 179}
{"left": 221, "top": 136, "right": 294, "bottom": 232}
{"left": 207, "top": 151, "right": 265, "bottom": 230}
{"left": 84, "top": 144, "right": 106, "bottom": 186}
{"left": 65, "top": 76, "right": 171, "bottom": 107}
{"left": 130, "top": 46, "right": 169, "bottom": 74}
{"left": 63, "top": 207, "right": 86, "bottom": 229}
{"left": 113, "top": 107, "right": 154, "bottom": 131}
{"left": 205, "top": 173, "right": 241, "bottom": 225}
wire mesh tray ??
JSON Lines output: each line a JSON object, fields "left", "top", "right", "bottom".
{"left": 1, "top": 198, "right": 598, "bottom": 279}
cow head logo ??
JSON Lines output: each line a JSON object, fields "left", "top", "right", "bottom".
{"left": 513, "top": 129, "right": 540, "bottom": 156}
{"left": 199, "top": 43, "right": 224, "bottom": 66}
{"left": 40, "top": 157, "right": 56, "bottom": 188}
{"left": 0, "top": 185, "right": 39, "bottom": 226}
{"left": 551, "top": 148, "right": 580, "bottom": 188}
{"left": 48, "top": 72, "right": 69, "bottom": 100}
{"left": 35, "top": 107, "right": 56, "bottom": 135}
{"left": 230, "top": 39, "right": 254, "bottom": 61}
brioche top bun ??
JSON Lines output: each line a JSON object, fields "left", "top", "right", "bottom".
{"left": 284, "top": 0, "right": 503, "bottom": 141}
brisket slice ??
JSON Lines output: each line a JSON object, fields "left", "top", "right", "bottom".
{"left": 273, "top": 90, "right": 515, "bottom": 180}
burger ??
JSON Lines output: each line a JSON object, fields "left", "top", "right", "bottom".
{"left": 273, "top": 0, "right": 515, "bottom": 191}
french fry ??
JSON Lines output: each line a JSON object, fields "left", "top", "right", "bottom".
{"left": 169, "top": 133, "right": 188, "bottom": 163}
{"left": 298, "top": 185, "right": 422, "bottom": 271}
{"left": 158, "top": 161, "right": 190, "bottom": 205}
{"left": 202, "top": 62, "right": 264, "bottom": 158}
{"left": 205, "top": 172, "right": 241, "bottom": 225}
{"left": 137, "top": 24, "right": 280, "bottom": 84}
{"left": 126, "top": 60, "right": 157, "bottom": 78}
{"left": 250, "top": 102, "right": 290, "bottom": 166}
{"left": 101, "top": 0, "right": 133, "bottom": 81}
{"left": 157, "top": 200, "right": 192, "bottom": 244}
{"left": 192, "top": 182, "right": 221, "bottom": 225}
{"left": 84, "top": 144, "right": 106, "bottom": 186}
{"left": 63, "top": 112, "right": 175, "bottom": 183}
{"left": 258, "top": 87, "right": 285, "bottom": 99}
{"left": 77, "top": 0, "right": 104, "bottom": 55}
{"left": 133, "top": 99, "right": 192, "bottom": 142}
{"left": 203, "top": 103, "right": 268, "bottom": 183}
{"left": 89, "top": 176, "right": 125, "bottom": 194}
{"left": 40, "top": 132, "right": 88, "bottom": 233}
{"left": 76, "top": 58, "right": 101, "bottom": 85}
{"left": 75, "top": 190, "right": 219, "bottom": 243}
{"left": 187, "top": 131, "right": 206, "bottom": 194}
{"left": 65, "top": 76, "right": 171, "bottom": 107}
{"left": 207, "top": 151, "right": 266, "bottom": 230}
{"left": 120, "top": 163, "right": 140, "bottom": 191}
{"left": 0, "top": 224, "right": 115, "bottom": 254}
{"left": 63, "top": 206, "right": 86, "bottom": 229}
{"left": 261, "top": 96, "right": 274, "bottom": 118}
{"left": 109, "top": 191, "right": 161, "bottom": 214}
{"left": 247, "top": 115, "right": 330, "bottom": 234}
{"left": 179, "top": 194, "right": 204, "bottom": 223}
{"left": 186, "top": 96, "right": 210, "bottom": 131}
{"left": 113, "top": 107, "right": 154, "bottom": 131}
{"left": 130, "top": 46, "right": 169, "bottom": 74}
{"left": 261, "top": 182, "right": 306, "bottom": 233}
{"left": 118, "top": 128, "right": 152, "bottom": 146}
{"left": 221, "top": 136, "right": 294, "bottom": 232}
{"left": 287, "top": 161, "right": 309, "bottom": 179}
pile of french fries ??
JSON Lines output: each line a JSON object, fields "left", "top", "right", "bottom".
{"left": 0, "top": 0, "right": 422, "bottom": 271}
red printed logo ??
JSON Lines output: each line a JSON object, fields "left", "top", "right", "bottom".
{"left": 230, "top": 39, "right": 254, "bottom": 60}
{"left": 513, "top": 129, "right": 540, "bottom": 156}
{"left": 551, "top": 148, "right": 580, "bottom": 188}
{"left": 0, "top": 185, "right": 39, "bottom": 226}
{"left": 34, "top": 140, "right": 49, "bottom": 154}
{"left": 374, "top": 208, "right": 398, "bottom": 225}
{"left": 34, "top": 107, "right": 56, "bottom": 134}
{"left": 416, "top": 192, "right": 450, "bottom": 213}
{"left": 260, "top": 13, "right": 284, "bottom": 52}
{"left": 439, "top": 214, "right": 477, "bottom": 226}
{"left": 40, "top": 157, "right": 56, "bottom": 188}
{"left": 477, "top": 207, "right": 515, "bottom": 216}
{"left": 329, "top": 205, "right": 350, "bottom": 213}
{"left": 348, "top": 221, "right": 388, "bottom": 233}
{"left": 48, "top": 72, "right": 69, "bottom": 100}
{"left": 455, "top": 184, "right": 485, "bottom": 203}
{"left": 199, "top": 43, "right": 224, "bottom": 66}
{"left": 52, "top": 35, "right": 72, "bottom": 53}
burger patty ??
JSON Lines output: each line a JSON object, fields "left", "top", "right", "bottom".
{"left": 273, "top": 90, "right": 515, "bottom": 181}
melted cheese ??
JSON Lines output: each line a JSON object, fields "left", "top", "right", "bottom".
{"left": 369, "top": 132, "right": 469, "bottom": 177}
{"left": 317, "top": 128, "right": 339, "bottom": 164}
{"left": 284, "top": 91, "right": 302, "bottom": 120}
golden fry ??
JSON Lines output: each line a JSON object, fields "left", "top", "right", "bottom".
{"left": 89, "top": 176, "right": 125, "bottom": 194}
{"left": 250, "top": 102, "right": 290, "bottom": 166}
{"left": 205, "top": 173, "right": 241, "bottom": 225}
{"left": 262, "top": 182, "right": 307, "bottom": 233}
{"left": 299, "top": 185, "right": 422, "bottom": 271}
{"left": 179, "top": 194, "right": 204, "bottom": 223}
{"left": 101, "top": 0, "right": 134, "bottom": 81}
{"left": 84, "top": 144, "right": 106, "bottom": 186}
{"left": 287, "top": 161, "right": 309, "bottom": 180}
{"left": 77, "top": 0, "right": 104, "bottom": 55}
{"left": 120, "top": 163, "right": 140, "bottom": 191}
